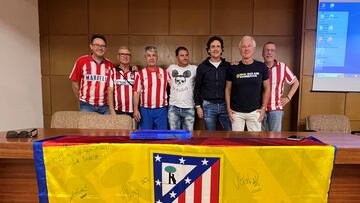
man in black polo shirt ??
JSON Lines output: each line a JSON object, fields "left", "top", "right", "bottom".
{"left": 225, "top": 36, "right": 270, "bottom": 131}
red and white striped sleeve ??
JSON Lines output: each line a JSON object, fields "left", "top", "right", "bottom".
{"left": 133, "top": 71, "right": 142, "bottom": 93}
{"left": 284, "top": 64, "right": 297, "bottom": 84}
{"left": 69, "top": 56, "right": 86, "bottom": 81}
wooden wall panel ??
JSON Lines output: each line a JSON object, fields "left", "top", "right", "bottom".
{"left": 282, "top": 118, "right": 291, "bottom": 131}
{"left": 282, "top": 85, "right": 293, "bottom": 119}
{"left": 129, "top": 0, "right": 169, "bottom": 35}
{"left": 192, "top": 36, "right": 210, "bottom": 64}
{"left": 346, "top": 94, "right": 360, "bottom": 120}
{"left": 49, "top": 36, "right": 89, "bottom": 76}
{"left": 41, "top": 77, "right": 51, "bottom": 115}
{"left": 219, "top": 36, "right": 232, "bottom": 62}
{"left": 211, "top": 0, "right": 253, "bottom": 35}
{"left": 254, "top": 0, "right": 296, "bottom": 35}
{"left": 303, "top": 30, "right": 315, "bottom": 76}
{"left": 38, "top": 0, "right": 48, "bottom": 35}
{"left": 50, "top": 76, "right": 79, "bottom": 113}
{"left": 300, "top": 76, "right": 345, "bottom": 120}
{"left": 231, "top": 36, "right": 243, "bottom": 63}
{"left": 129, "top": 36, "right": 155, "bottom": 66}
{"left": 48, "top": 0, "right": 88, "bottom": 35}
{"left": 40, "top": 35, "right": 49, "bottom": 75}
{"left": 170, "top": 0, "right": 210, "bottom": 35}
{"left": 104, "top": 36, "right": 129, "bottom": 64}
{"left": 154, "top": 36, "right": 193, "bottom": 66}
{"left": 350, "top": 121, "right": 360, "bottom": 131}
{"left": 305, "top": 0, "right": 317, "bottom": 30}
{"left": 43, "top": 115, "right": 52, "bottom": 128}
{"left": 89, "top": 0, "right": 128, "bottom": 34}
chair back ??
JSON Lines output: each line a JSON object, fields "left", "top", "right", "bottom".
{"left": 78, "top": 114, "right": 133, "bottom": 130}
{"left": 305, "top": 114, "right": 351, "bottom": 133}
{"left": 51, "top": 111, "right": 96, "bottom": 128}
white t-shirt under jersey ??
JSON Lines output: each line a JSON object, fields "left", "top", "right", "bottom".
{"left": 167, "top": 64, "right": 197, "bottom": 108}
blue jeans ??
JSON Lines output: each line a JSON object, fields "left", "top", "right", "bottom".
{"left": 80, "top": 101, "right": 109, "bottom": 115}
{"left": 262, "top": 110, "right": 284, "bottom": 132}
{"left": 139, "top": 107, "right": 168, "bottom": 130}
{"left": 203, "top": 100, "right": 232, "bottom": 131}
{"left": 168, "top": 105, "right": 195, "bottom": 131}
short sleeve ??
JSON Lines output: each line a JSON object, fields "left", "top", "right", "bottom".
{"left": 167, "top": 65, "right": 173, "bottom": 82}
{"left": 107, "top": 68, "right": 115, "bottom": 88}
{"left": 69, "top": 57, "right": 84, "bottom": 81}
{"left": 284, "top": 64, "right": 297, "bottom": 84}
{"left": 262, "top": 63, "right": 269, "bottom": 81}
{"left": 133, "top": 71, "right": 142, "bottom": 92}
{"left": 226, "top": 65, "right": 234, "bottom": 81}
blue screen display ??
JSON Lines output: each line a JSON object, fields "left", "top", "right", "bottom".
{"left": 314, "top": 1, "right": 360, "bottom": 77}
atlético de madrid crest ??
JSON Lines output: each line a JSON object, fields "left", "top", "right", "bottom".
{"left": 152, "top": 153, "right": 221, "bottom": 203}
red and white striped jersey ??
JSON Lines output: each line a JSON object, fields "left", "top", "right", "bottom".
{"left": 69, "top": 55, "right": 113, "bottom": 106}
{"left": 267, "top": 60, "right": 297, "bottom": 111}
{"left": 108, "top": 67, "right": 135, "bottom": 113}
{"left": 133, "top": 67, "right": 168, "bottom": 108}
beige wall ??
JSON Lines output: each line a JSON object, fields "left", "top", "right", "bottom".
{"left": 298, "top": 0, "right": 360, "bottom": 130}
{"left": 39, "top": 0, "right": 299, "bottom": 129}
{"left": 0, "top": 0, "right": 43, "bottom": 131}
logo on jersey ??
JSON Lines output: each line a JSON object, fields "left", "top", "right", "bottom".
{"left": 115, "top": 79, "right": 134, "bottom": 86}
{"left": 236, "top": 72, "right": 260, "bottom": 79}
{"left": 153, "top": 153, "right": 220, "bottom": 203}
{"left": 172, "top": 70, "right": 191, "bottom": 86}
{"left": 84, "top": 74, "right": 107, "bottom": 82}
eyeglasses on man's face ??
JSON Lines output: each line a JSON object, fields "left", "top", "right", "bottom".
{"left": 92, "top": 44, "right": 107, "bottom": 49}
{"left": 118, "top": 53, "right": 131, "bottom": 57}
{"left": 6, "top": 128, "right": 38, "bottom": 138}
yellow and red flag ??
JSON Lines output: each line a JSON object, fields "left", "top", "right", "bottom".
{"left": 33, "top": 136, "right": 335, "bottom": 203}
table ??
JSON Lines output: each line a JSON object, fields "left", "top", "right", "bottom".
{"left": 1, "top": 128, "right": 360, "bottom": 202}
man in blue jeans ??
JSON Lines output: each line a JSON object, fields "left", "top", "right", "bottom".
{"left": 70, "top": 35, "right": 113, "bottom": 114}
{"left": 261, "top": 42, "right": 299, "bottom": 132}
{"left": 193, "top": 36, "right": 232, "bottom": 131}
{"left": 167, "top": 47, "right": 197, "bottom": 130}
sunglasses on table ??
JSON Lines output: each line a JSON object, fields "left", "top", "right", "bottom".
{"left": 6, "top": 128, "right": 38, "bottom": 138}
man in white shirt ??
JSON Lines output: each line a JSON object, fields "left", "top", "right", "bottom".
{"left": 167, "top": 47, "right": 197, "bottom": 130}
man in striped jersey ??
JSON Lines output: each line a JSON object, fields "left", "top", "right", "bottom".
{"left": 107, "top": 46, "right": 135, "bottom": 117}
{"left": 70, "top": 35, "right": 113, "bottom": 114}
{"left": 261, "top": 42, "right": 299, "bottom": 132}
{"left": 133, "top": 46, "right": 168, "bottom": 129}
